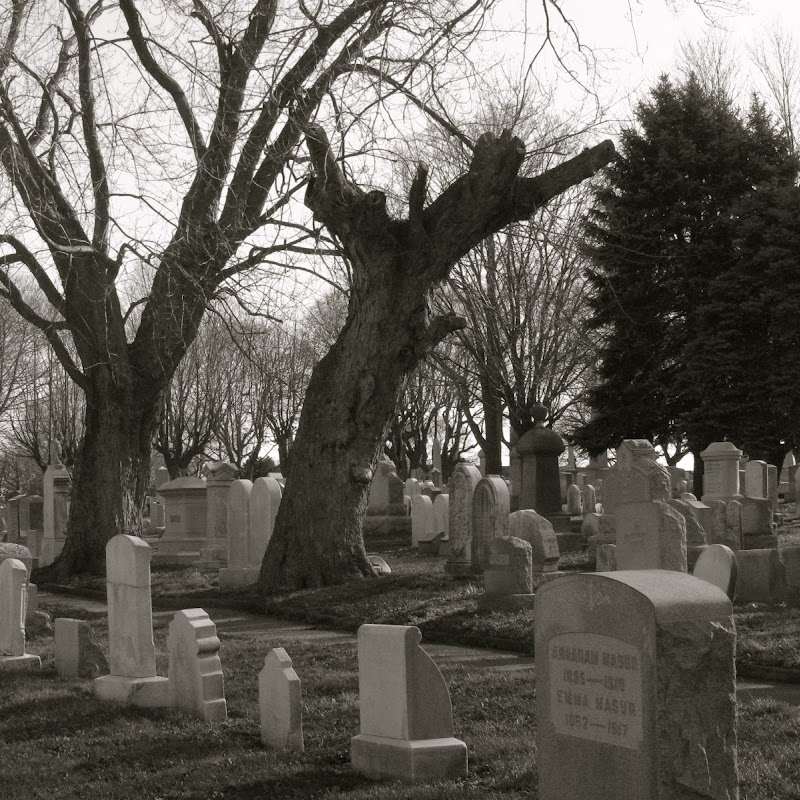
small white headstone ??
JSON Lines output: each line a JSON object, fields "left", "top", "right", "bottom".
{"left": 351, "top": 624, "right": 467, "bottom": 780}
{"left": 0, "top": 558, "right": 40, "bottom": 671}
{"left": 566, "top": 484, "right": 582, "bottom": 516}
{"left": 259, "top": 647, "right": 303, "bottom": 751}
{"left": 692, "top": 544, "right": 737, "bottom": 599}
{"left": 168, "top": 608, "right": 227, "bottom": 722}
{"left": 411, "top": 495, "right": 435, "bottom": 548}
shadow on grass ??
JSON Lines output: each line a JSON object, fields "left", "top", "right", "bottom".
{"left": 201, "top": 768, "right": 372, "bottom": 800}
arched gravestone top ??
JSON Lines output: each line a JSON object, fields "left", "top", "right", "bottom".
{"left": 692, "top": 544, "right": 737, "bottom": 599}
{"left": 106, "top": 534, "right": 151, "bottom": 587}
{"left": 535, "top": 570, "right": 737, "bottom": 800}
{"left": 471, "top": 476, "right": 510, "bottom": 570}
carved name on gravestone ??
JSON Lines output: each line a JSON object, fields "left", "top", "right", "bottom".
{"left": 535, "top": 571, "right": 738, "bottom": 800}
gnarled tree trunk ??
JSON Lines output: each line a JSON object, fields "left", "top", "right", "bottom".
{"left": 260, "top": 127, "right": 615, "bottom": 593}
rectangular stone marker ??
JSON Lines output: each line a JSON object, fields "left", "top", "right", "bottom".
{"left": 168, "top": 608, "right": 227, "bottom": 722}
{"left": 535, "top": 571, "right": 737, "bottom": 800}
{"left": 260, "top": 647, "right": 304, "bottom": 752}
{"left": 444, "top": 464, "right": 482, "bottom": 575}
{"left": 94, "top": 535, "right": 169, "bottom": 707}
{"left": 470, "top": 476, "right": 510, "bottom": 571}
{"left": 55, "top": 618, "right": 108, "bottom": 679}
{"left": 0, "top": 558, "right": 41, "bottom": 671}
{"left": 351, "top": 624, "right": 467, "bottom": 781}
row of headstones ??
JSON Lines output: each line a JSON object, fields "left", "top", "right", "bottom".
{"left": 410, "top": 466, "right": 563, "bottom": 578}
{"left": 218, "top": 477, "right": 282, "bottom": 589}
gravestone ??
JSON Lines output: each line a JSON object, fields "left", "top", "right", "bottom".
{"left": 596, "top": 544, "right": 617, "bottom": 572}
{"left": 260, "top": 647, "right": 304, "bottom": 752}
{"left": 744, "top": 460, "right": 768, "bottom": 499}
{"left": 154, "top": 476, "right": 208, "bottom": 566}
{"left": 250, "top": 476, "right": 282, "bottom": 561}
{"left": 478, "top": 536, "right": 535, "bottom": 612}
{"left": 535, "top": 571, "right": 737, "bottom": 800}
{"left": 351, "top": 624, "right": 467, "bottom": 781}
{"left": 666, "top": 499, "right": 706, "bottom": 567}
{"left": 150, "top": 466, "right": 169, "bottom": 527}
{"left": 700, "top": 441, "right": 742, "bottom": 502}
{"left": 40, "top": 440, "right": 71, "bottom": 567}
{"left": 0, "top": 542, "right": 33, "bottom": 573}
{"left": 433, "top": 494, "right": 449, "bottom": 538}
{"left": 566, "top": 485, "right": 582, "bottom": 516}
{"left": 55, "top": 618, "right": 108, "bottom": 679}
{"left": 432, "top": 437, "right": 442, "bottom": 474}
{"left": 583, "top": 485, "right": 597, "bottom": 515}
{"left": 767, "top": 464, "right": 778, "bottom": 515}
{"left": 6, "top": 494, "right": 22, "bottom": 542}
{"left": 444, "top": 463, "right": 482, "bottom": 576}
{"left": 219, "top": 480, "right": 258, "bottom": 588}
{"left": 411, "top": 495, "right": 435, "bottom": 549}
{"left": 784, "top": 546, "right": 800, "bottom": 600}
{"left": 94, "top": 535, "right": 169, "bottom": 706}
{"left": 470, "top": 476, "right": 510, "bottom": 571}
{"left": 509, "top": 509, "right": 561, "bottom": 578}
{"left": 168, "top": 608, "right": 227, "bottom": 722}
{"left": 734, "top": 549, "right": 786, "bottom": 605}
{"left": 404, "top": 478, "right": 421, "bottom": 503}
{"left": 0, "top": 558, "right": 40, "bottom": 671}
{"left": 692, "top": 544, "right": 737, "bottom": 600}
{"left": 515, "top": 404, "right": 569, "bottom": 531}
{"left": 368, "top": 457, "right": 401, "bottom": 515}
{"left": 740, "top": 497, "right": 776, "bottom": 549}
{"left": 509, "top": 437, "right": 522, "bottom": 511}
{"left": 610, "top": 441, "right": 686, "bottom": 572}
{"left": 196, "top": 461, "right": 237, "bottom": 569}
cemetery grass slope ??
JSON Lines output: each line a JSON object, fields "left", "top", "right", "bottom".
{"left": 4, "top": 614, "right": 800, "bottom": 799}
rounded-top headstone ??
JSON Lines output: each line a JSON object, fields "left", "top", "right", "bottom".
{"left": 692, "top": 544, "right": 738, "bottom": 599}
{"left": 106, "top": 534, "right": 151, "bottom": 587}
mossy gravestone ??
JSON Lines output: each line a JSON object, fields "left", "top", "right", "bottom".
{"left": 535, "top": 571, "right": 737, "bottom": 800}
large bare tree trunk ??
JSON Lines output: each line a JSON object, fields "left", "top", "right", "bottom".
{"left": 260, "top": 127, "right": 615, "bottom": 593}
{"left": 45, "top": 367, "right": 159, "bottom": 579}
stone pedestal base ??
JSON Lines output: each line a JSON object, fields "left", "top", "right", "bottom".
{"left": 38, "top": 537, "right": 64, "bottom": 568}
{"left": 94, "top": 674, "right": 170, "bottom": 707}
{"left": 418, "top": 533, "right": 444, "bottom": 555}
{"left": 218, "top": 566, "right": 259, "bottom": 589}
{"left": 351, "top": 734, "right": 468, "bottom": 781}
{"left": 443, "top": 561, "right": 475, "bottom": 577}
{"left": 0, "top": 653, "right": 41, "bottom": 671}
{"left": 477, "top": 593, "right": 536, "bottom": 612}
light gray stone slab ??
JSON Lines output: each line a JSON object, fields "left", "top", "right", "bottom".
{"left": 260, "top": 647, "right": 303, "bottom": 751}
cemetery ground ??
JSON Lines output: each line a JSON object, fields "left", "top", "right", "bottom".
{"left": 5, "top": 513, "right": 799, "bottom": 799}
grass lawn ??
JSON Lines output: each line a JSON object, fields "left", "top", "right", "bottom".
{"left": 3, "top": 608, "right": 800, "bottom": 799}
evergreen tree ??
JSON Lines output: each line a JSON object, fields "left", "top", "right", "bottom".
{"left": 574, "top": 75, "right": 799, "bottom": 475}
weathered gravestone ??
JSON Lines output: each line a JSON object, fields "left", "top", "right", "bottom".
{"left": 566, "top": 484, "right": 582, "bottom": 516}
{"left": 260, "top": 647, "right": 304, "bottom": 752}
{"left": 55, "top": 618, "right": 108, "bottom": 679}
{"left": 195, "top": 461, "right": 237, "bottom": 569}
{"left": 613, "top": 441, "right": 687, "bottom": 572}
{"left": 583, "top": 484, "right": 597, "bottom": 515}
{"left": 692, "top": 544, "right": 737, "bottom": 600}
{"left": 40, "top": 440, "right": 71, "bottom": 567}
{"left": 250, "top": 476, "right": 282, "bottom": 562}
{"left": 219, "top": 479, "right": 257, "bottom": 588}
{"left": 783, "top": 546, "right": 800, "bottom": 600}
{"left": 411, "top": 494, "right": 435, "bottom": 549}
{"left": 154, "top": 476, "right": 208, "bottom": 566}
{"left": 535, "top": 571, "right": 738, "bottom": 800}
{"left": 509, "top": 509, "right": 561, "bottom": 578}
{"left": 596, "top": 544, "right": 617, "bottom": 572}
{"left": 733, "top": 549, "right": 786, "bottom": 605}
{"left": 744, "top": 460, "right": 768, "bottom": 499}
{"left": 168, "top": 608, "right": 227, "bottom": 722}
{"left": 351, "top": 624, "right": 467, "bottom": 781}
{"left": 470, "top": 476, "right": 510, "bottom": 572}
{"left": 0, "top": 558, "right": 40, "bottom": 671}
{"left": 700, "top": 441, "right": 742, "bottom": 502}
{"left": 94, "top": 535, "right": 169, "bottom": 706}
{"left": 478, "top": 536, "right": 535, "bottom": 612}
{"left": 444, "top": 463, "right": 482, "bottom": 576}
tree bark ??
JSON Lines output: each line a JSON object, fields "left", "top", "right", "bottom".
{"left": 260, "top": 127, "right": 615, "bottom": 593}
{"left": 481, "top": 377, "right": 504, "bottom": 475}
{"left": 43, "top": 366, "right": 159, "bottom": 579}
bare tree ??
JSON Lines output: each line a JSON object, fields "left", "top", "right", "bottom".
{"left": 0, "top": 0, "right": 519, "bottom": 577}
{"left": 749, "top": 24, "right": 800, "bottom": 151}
